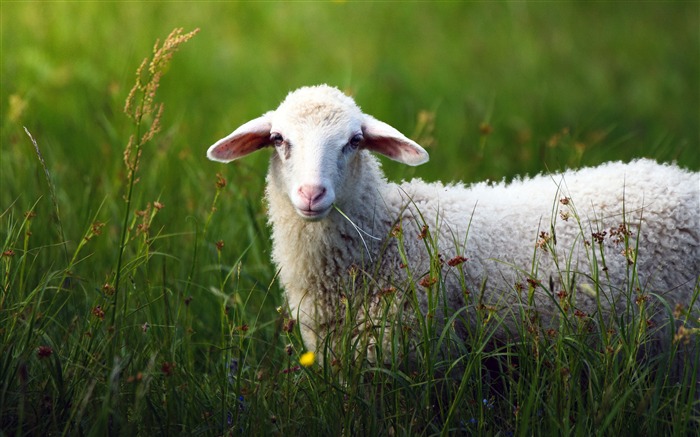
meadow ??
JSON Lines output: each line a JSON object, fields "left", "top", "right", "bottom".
{"left": 1, "top": 2, "right": 699, "bottom": 435}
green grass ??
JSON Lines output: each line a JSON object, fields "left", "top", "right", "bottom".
{"left": 1, "top": 2, "right": 699, "bottom": 435}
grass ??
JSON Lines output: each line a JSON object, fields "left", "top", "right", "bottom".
{"left": 1, "top": 2, "right": 699, "bottom": 435}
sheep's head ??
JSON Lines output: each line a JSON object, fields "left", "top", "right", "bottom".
{"left": 207, "top": 85, "right": 429, "bottom": 220}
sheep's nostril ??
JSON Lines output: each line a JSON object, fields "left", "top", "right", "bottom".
{"left": 298, "top": 185, "right": 327, "bottom": 206}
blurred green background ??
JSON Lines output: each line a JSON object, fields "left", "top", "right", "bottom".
{"left": 2, "top": 0, "right": 699, "bottom": 310}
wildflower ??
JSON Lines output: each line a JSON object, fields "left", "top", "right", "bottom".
{"left": 228, "top": 358, "right": 239, "bottom": 384}
{"left": 299, "top": 351, "right": 315, "bottom": 367}
{"left": 216, "top": 240, "right": 225, "bottom": 251}
{"left": 161, "top": 361, "right": 176, "bottom": 376}
{"left": 526, "top": 277, "right": 541, "bottom": 289}
{"left": 282, "top": 365, "right": 301, "bottom": 374}
{"left": 92, "top": 305, "right": 105, "bottom": 320}
{"left": 102, "top": 283, "right": 116, "bottom": 296}
{"left": 184, "top": 295, "right": 193, "bottom": 306}
{"left": 216, "top": 173, "right": 227, "bottom": 189}
{"left": 559, "top": 210, "right": 570, "bottom": 221}
{"left": 2, "top": 250, "right": 15, "bottom": 257}
{"left": 559, "top": 197, "right": 571, "bottom": 205}
{"left": 635, "top": 294, "right": 649, "bottom": 306}
{"left": 418, "top": 224, "right": 429, "bottom": 240}
{"left": 447, "top": 255, "right": 468, "bottom": 267}
{"left": 390, "top": 224, "right": 402, "bottom": 238}
{"left": 673, "top": 325, "right": 697, "bottom": 345}
{"left": 622, "top": 247, "right": 636, "bottom": 265}
{"left": 379, "top": 286, "right": 396, "bottom": 297}
{"left": 609, "top": 223, "right": 632, "bottom": 245}
{"left": 479, "top": 122, "right": 493, "bottom": 136}
{"left": 591, "top": 231, "right": 606, "bottom": 245}
{"left": 536, "top": 231, "right": 551, "bottom": 251}
{"left": 142, "top": 322, "right": 150, "bottom": 333}
{"left": 282, "top": 318, "right": 296, "bottom": 333}
{"left": 483, "top": 397, "right": 494, "bottom": 409}
{"left": 37, "top": 345, "right": 53, "bottom": 359}
{"left": 127, "top": 372, "right": 143, "bottom": 383}
{"left": 153, "top": 201, "right": 164, "bottom": 210}
{"left": 90, "top": 221, "right": 105, "bottom": 236}
{"left": 419, "top": 275, "right": 437, "bottom": 288}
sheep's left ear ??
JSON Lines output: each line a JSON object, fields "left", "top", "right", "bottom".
{"left": 361, "top": 114, "right": 429, "bottom": 166}
{"left": 207, "top": 113, "right": 272, "bottom": 163}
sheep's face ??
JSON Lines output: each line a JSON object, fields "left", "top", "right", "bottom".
{"left": 207, "top": 85, "right": 429, "bottom": 221}
{"left": 267, "top": 94, "right": 367, "bottom": 220}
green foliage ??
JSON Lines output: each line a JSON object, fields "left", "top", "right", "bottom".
{"left": 1, "top": 2, "right": 698, "bottom": 435}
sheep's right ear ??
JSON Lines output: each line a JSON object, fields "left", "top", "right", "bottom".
{"left": 207, "top": 114, "right": 272, "bottom": 163}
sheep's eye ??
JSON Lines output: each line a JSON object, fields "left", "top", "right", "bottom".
{"left": 270, "top": 133, "right": 284, "bottom": 146}
{"left": 348, "top": 133, "right": 363, "bottom": 149}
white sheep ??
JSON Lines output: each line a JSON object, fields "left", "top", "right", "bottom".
{"left": 207, "top": 84, "right": 699, "bottom": 367}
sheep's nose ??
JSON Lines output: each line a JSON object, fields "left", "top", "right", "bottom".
{"left": 298, "top": 184, "right": 327, "bottom": 207}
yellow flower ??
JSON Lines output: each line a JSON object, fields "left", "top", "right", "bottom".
{"left": 299, "top": 351, "right": 315, "bottom": 367}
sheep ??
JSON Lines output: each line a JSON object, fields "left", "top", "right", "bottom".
{"left": 207, "top": 84, "right": 700, "bottom": 369}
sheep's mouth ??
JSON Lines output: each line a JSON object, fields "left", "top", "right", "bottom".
{"left": 297, "top": 206, "right": 332, "bottom": 221}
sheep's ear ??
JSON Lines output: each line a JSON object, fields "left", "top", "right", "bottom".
{"left": 207, "top": 114, "right": 272, "bottom": 163}
{"left": 361, "top": 115, "right": 429, "bottom": 166}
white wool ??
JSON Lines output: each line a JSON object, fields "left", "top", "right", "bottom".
{"left": 208, "top": 85, "right": 700, "bottom": 366}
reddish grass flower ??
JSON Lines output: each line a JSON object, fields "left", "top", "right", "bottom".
{"left": 282, "top": 365, "right": 301, "bottom": 374}
{"left": 417, "top": 225, "right": 429, "bottom": 240}
{"left": 447, "top": 255, "right": 468, "bottom": 267}
{"left": 635, "top": 294, "right": 650, "bottom": 306}
{"left": 161, "top": 361, "right": 176, "bottom": 376}
{"left": 215, "top": 173, "right": 227, "bottom": 189}
{"left": 282, "top": 318, "right": 296, "bottom": 333}
{"left": 92, "top": 305, "right": 105, "bottom": 320}
{"left": 37, "top": 345, "right": 53, "bottom": 359}
{"left": 102, "top": 283, "right": 115, "bottom": 296}
{"left": 419, "top": 275, "right": 437, "bottom": 288}
{"left": 526, "top": 278, "right": 541, "bottom": 289}
{"left": 591, "top": 231, "right": 606, "bottom": 245}
{"left": 479, "top": 122, "right": 493, "bottom": 136}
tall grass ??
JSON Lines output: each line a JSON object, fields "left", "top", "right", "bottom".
{"left": 2, "top": 2, "right": 699, "bottom": 435}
